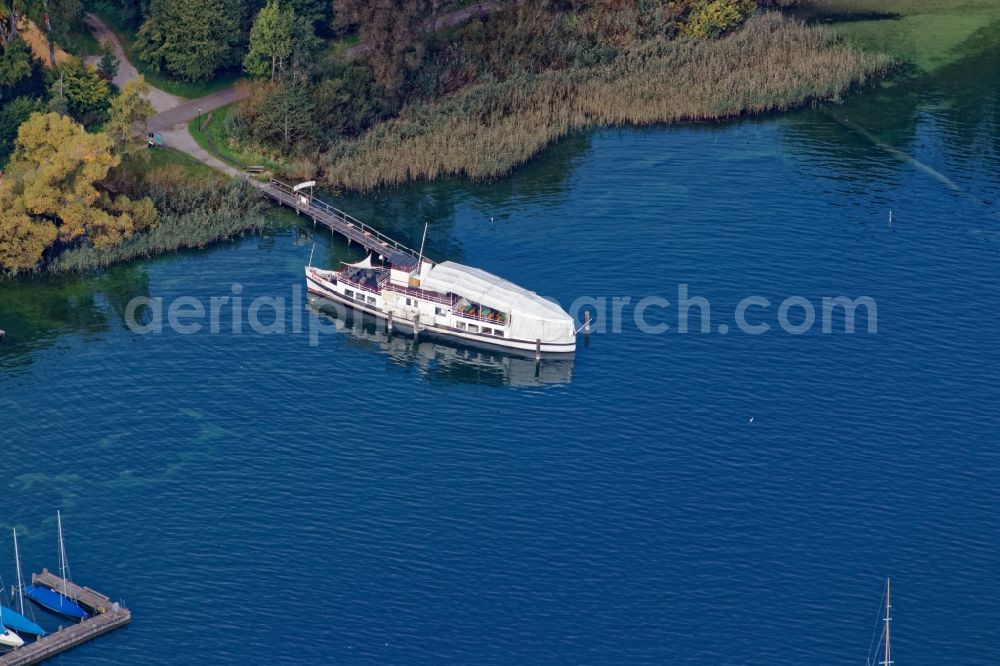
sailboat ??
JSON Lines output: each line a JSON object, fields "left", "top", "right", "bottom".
{"left": 0, "top": 607, "right": 24, "bottom": 648}
{"left": 0, "top": 529, "right": 45, "bottom": 637}
{"left": 867, "top": 578, "right": 893, "bottom": 666}
{"left": 24, "top": 512, "right": 87, "bottom": 620}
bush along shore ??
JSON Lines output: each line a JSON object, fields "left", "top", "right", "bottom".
{"left": 47, "top": 176, "right": 273, "bottom": 274}
{"left": 316, "top": 12, "right": 893, "bottom": 191}
{"left": 190, "top": 0, "right": 894, "bottom": 193}
{"left": 1, "top": 0, "right": 894, "bottom": 275}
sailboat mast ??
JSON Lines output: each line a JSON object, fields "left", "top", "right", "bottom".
{"left": 13, "top": 529, "right": 25, "bottom": 615}
{"left": 57, "top": 510, "right": 68, "bottom": 596}
{"left": 882, "top": 577, "right": 892, "bottom": 666}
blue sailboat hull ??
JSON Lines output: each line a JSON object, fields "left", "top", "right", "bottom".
{"left": 0, "top": 605, "right": 44, "bottom": 636}
{"left": 24, "top": 585, "right": 87, "bottom": 620}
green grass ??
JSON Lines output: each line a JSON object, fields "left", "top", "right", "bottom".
{"left": 187, "top": 104, "right": 287, "bottom": 172}
{"left": 64, "top": 24, "right": 102, "bottom": 57}
{"left": 87, "top": 8, "right": 244, "bottom": 99}
{"left": 794, "top": 0, "right": 1000, "bottom": 72}
{"left": 121, "top": 147, "right": 222, "bottom": 181}
{"left": 326, "top": 32, "right": 361, "bottom": 58}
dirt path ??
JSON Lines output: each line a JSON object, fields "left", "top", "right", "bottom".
{"left": 82, "top": 14, "right": 182, "bottom": 113}
{"left": 85, "top": 2, "right": 501, "bottom": 176}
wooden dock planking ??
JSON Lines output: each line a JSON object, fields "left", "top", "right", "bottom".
{"left": 0, "top": 611, "right": 130, "bottom": 666}
{"left": 0, "top": 572, "right": 130, "bottom": 666}
{"left": 261, "top": 179, "right": 420, "bottom": 268}
{"left": 32, "top": 570, "right": 112, "bottom": 614}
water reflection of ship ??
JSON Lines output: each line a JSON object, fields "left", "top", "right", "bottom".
{"left": 308, "top": 296, "right": 574, "bottom": 387}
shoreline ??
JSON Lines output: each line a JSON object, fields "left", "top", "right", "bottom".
{"left": 4, "top": 6, "right": 896, "bottom": 277}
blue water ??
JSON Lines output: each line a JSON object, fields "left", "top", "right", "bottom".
{"left": 2, "top": 45, "right": 1000, "bottom": 664}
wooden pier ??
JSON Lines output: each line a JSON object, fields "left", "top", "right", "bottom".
{"left": 0, "top": 570, "right": 130, "bottom": 666}
{"left": 261, "top": 179, "right": 420, "bottom": 268}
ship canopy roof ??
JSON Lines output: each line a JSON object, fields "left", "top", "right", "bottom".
{"left": 344, "top": 254, "right": 378, "bottom": 269}
{"left": 422, "top": 261, "right": 576, "bottom": 344}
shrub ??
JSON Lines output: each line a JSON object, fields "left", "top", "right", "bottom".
{"left": 683, "top": 0, "right": 758, "bottom": 39}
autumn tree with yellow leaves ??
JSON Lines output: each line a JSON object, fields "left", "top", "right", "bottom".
{"left": 0, "top": 112, "right": 157, "bottom": 273}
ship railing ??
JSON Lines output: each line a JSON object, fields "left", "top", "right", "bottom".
{"left": 453, "top": 308, "right": 509, "bottom": 326}
{"left": 338, "top": 273, "right": 384, "bottom": 294}
{"left": 383, "top": 282, "right": 456, "bottom": 306}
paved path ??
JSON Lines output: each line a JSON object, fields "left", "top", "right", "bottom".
{"left": 86, "top": 2, "right": 501, "bottom": 175}
{"left": 83, "top": 13, "right": 236, "bottom": 170}
{"left": 83, "top": 14, "right": 181, "bottom": 113}
{"left": 148, "top": 85, "right": 250, "bottom": 132}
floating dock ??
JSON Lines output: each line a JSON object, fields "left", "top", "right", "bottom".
{"left": 261, "top": 179, "right": 420, "bottom": 268}
{"left": 0, "top": 570, "right": 130, "bottom": 666}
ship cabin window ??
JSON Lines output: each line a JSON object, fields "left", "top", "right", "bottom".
{"left": 355, "top": 292, "right": 365, "bottom": 301}
{"left": 367, "top": 296, "right": 376, "bottom": 305}
{"left": 405, "top": 298, "right": 412, "bottom": 306}
{"left": 435, "top": 306, "right": 446, "bottom": 316}
{"left": 492, "top": 329, "right": 504, "bottom": 337}
{"left": 344, "top": 289, "right": 354, "bottom": 298}
{"left": 468, "top": 324, "right": 479, "bottom": 333}
{"left": 455, "top": 299, "right": 509, "bottom": 325}
{"left": 456, "top": 322, "right": 466, "bottom": 330}
{"left": 482, "top": 327, "right": 493, "bottom": 335}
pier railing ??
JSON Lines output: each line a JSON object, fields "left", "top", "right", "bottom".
{"left": 266, "top": 180, "right": 421, "bottom": 264}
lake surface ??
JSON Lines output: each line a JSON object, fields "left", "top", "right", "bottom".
{"left": 2, "top": 29, "right": 999, "bottom": 666}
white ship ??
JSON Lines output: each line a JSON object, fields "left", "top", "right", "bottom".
{"left": 305, "top": 255, "right": 577, "bottom": 354}
{"left": 261, "top": 179, "right": 576, "bottom": 354}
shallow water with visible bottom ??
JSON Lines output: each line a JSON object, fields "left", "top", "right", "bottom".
{"left": 2, "top": 32, "right": 999, "bottom": 666}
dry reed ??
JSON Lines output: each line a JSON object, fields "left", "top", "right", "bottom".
{"left": 321, "top": 13, "right": 892, "bottom": 191}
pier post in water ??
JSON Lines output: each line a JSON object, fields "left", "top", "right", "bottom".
{"left": 387, "top": 311, "right": 393, "bottom": 334}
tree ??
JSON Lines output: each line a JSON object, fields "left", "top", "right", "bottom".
{"left": 336, "top": 0, "right": 434, "bottom": 94}
{"left": 0, "top": 36, "right": 33, "bottom": 104}
{"left": 0, "top": 96, "right": 42, "bottom": 163}
{"left": 682, "top": 0, "right": 756, "bottom": 39}
{"left": 105, "top": 77, "right": 155, "bottom": 154}
{"left": 0, "top": 112, "right": 157, "bottom": 273}
{"left": 97, "top": 40, "right": 120, "bottom": 81}
{"left": 51, "top": 57, "right": 111, "bottom": 123}
{"left": 47, "top": 71, "right": 69, "bottom": 114}
{"left": 241, "top": 80, "right": 316, "bottom": 153}
{"left": 244, "top": 0, "right": 295, "bottom": 81}
{"left": 135, "top": 0, "right": 241, "bottom": 81}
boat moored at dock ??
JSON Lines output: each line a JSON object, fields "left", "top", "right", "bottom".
{"left": 260, "top": 179, "right": 577, "bottom": 356}
{"left": 24, "top": 513, "right": 87, "bottom": 621}
{"left": 306, "top": 256, "right": 577, "bottom": 354}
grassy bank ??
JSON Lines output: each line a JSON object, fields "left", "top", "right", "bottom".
{"left": 188, "top": 105, "right": 287, "bottom": 171}
{"left": 319, "top": 12, "right": 892, "bottom": 191}
{"left": 797, "top": 0, "right": 1000, "bottom": 73}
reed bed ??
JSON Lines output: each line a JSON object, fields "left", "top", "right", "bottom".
{"left": 47, "top": 179, "right": 270, "bottom": 273}
{"left": 320, "top": 13, "right": 892, "bottom": 191}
